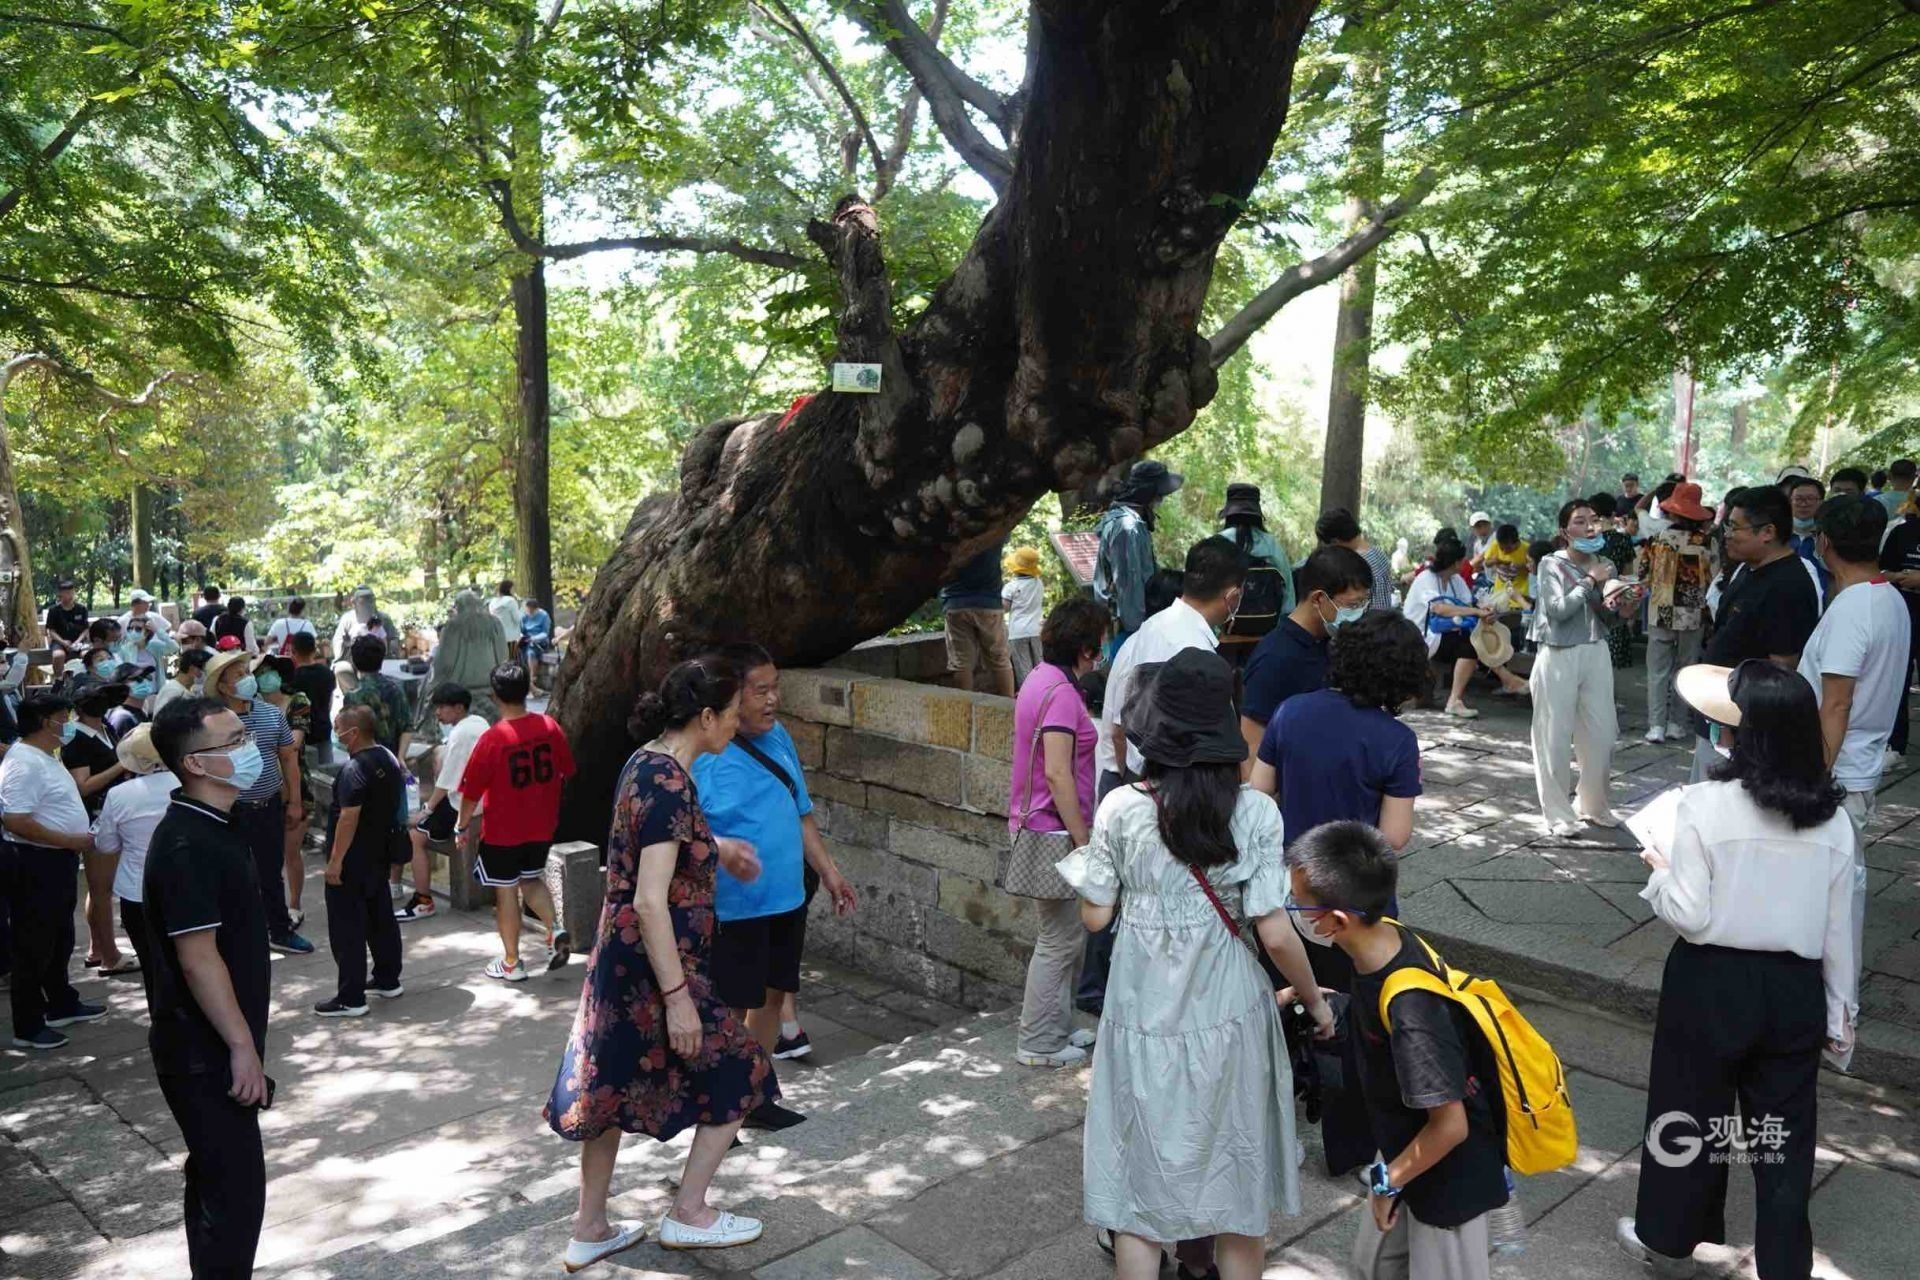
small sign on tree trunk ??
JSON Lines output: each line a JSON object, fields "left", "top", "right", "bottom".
{"left": 831, "top": 362, "right": 883, "bottom": 393}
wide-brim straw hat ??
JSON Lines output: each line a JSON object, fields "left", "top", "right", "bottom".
{"left": 1471, "top": 619, "right": 1514, "bottom": 669}
{"left": 1676, "top": 664, "right": 1741, "bottom": 727}
{"left": 115, "top": 723, "right": 166, "bottom": 775}
{"left": 203, "top": 649, "right": 253, "bottom": 698}
{"left": 1003, "top": 545, "right": 1042, "bottom": 577}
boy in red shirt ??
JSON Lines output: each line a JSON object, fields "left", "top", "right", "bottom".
{"left": 455, "top": 662, "right": 576, "bottom": 981}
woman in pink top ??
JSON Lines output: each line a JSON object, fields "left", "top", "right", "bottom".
{"left": 1004, "top": 596, "right": 1108, "bottom": 1068}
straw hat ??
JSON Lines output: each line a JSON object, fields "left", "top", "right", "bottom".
{"left": 1676, "top": 664, "right": 1741, "bottom": 727}
{"left": 203, "top": 648, "right": 254, "bottom": 698}
{"left": 1003, "top": 545, "right": 1042, "bottom": 577}
{"left": 1470, "top": 618, "right": 1514, "bottom": 669}
{"left": 115, "top": 723, "right": 167, "bottom": 775}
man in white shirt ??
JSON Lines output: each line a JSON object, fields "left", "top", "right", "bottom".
{"left": 265, "top": 597, "right": 317, "bottom": 655}
{"left": 1799, "top": 494, "right": 1912, "bottom": 1001}
{"left": 1098, "top": 536, "right": 1247, "bottom": 791}
{"left": 91, "top": 723, "right": 178, "bottom": 972}
{"left": 0, "top": 692, "right": 107, "bottom": 1049}
{"left": 395, "top": 684, "right": 490, "bottom": 922}
{"left": 488, "top": 580, "right": 521, "bottom": 645}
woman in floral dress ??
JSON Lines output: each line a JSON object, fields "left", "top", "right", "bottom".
{"left": 544, "top": 657, "right": 778, "bottom": 1270}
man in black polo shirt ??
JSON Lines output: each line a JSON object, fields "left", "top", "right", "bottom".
{"left": 1238, "top": 545, "right": 1375, "bottom": 760}
{"left": 315, "top": 705, "right": 404, "bottom": 1018}
{"left": 1690, "top": 485, "right": 1821, "bottom": 780}
{"left": 144, "top": 697, "right": 273, "bottom": 1279}
{"left": 43, "top": 577, "right": 89, "bottom": 650}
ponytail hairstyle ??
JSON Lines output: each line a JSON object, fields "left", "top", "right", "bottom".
{"left": 628, "top": 656, "right": 741, "bottom": 743}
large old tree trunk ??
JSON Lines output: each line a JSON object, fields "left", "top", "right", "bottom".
{"left": 1319, "top": 43, "right": 1383, "bottom": 518}
{"left": 553, "top": 0, "right": 1319, "bottom": 838}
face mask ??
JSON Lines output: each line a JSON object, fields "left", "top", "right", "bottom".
{"left": 59, "top": 719, "right": 79, "bottom": 744}
{"left": 255, "top": 672, "right": 283, "bottom": 696}
{"left": 1286, "top": 893, "right": 1337, "bottom": 947}
{"left": 232, "top": 674, "right": 258, "bottom": 701}
{"left": 131, "top": 678, "right": 155, "bottom": 699}
{"left": 202, "top": 740, "right": 264, "bottom": 792}
{"left": 1709, "top": 722, "right": 1733, "bottom": 760}
{"left": 1793, "top": 517, "right": 1817, "bottom": 535}
{"left": 1571, "top": 534, "right": 1607, "bottom": 554}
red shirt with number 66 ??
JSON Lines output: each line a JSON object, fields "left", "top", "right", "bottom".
{"left": 460, "top": 713, "right": 576, "bottom": 846}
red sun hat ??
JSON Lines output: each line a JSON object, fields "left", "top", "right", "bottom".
{"left": 1663, "top": 482, "right": 1714, "bottom": 523}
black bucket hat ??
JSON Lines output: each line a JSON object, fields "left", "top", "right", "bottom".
{"left": 1218, "top": 483, "right": 1262, "bottom": 523}
{"left": 1124, "top": 648, "right": 1247, "bottom": 767}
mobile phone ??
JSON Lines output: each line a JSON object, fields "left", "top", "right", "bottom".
{"left": 261, "top": 1074, "right": 278, "bottom": 1111}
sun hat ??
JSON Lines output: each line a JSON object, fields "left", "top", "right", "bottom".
{"left": 1662, "top": 482, "right": 1713, "bottom": 523}
{"left": 1123, "top": 649, "right": 1246, "bottom": 768}
{"left": 1218, "top": 483, "right": 1263, "bottom": 523}
{"left": 1003, "top": 546, "right": 1042, "bottom": 577}
{"left": 1470, "top": 618, "right": 1514, "bottom": 669}
{"left": 115, "top": 723, "right": 166, "bottom": 775}
{"left": 1124, "top": 459, "right": 1184, "bottom": 501}
{"left": 1676, "top": 664, "right": 1743, "bottom": 727}
{"left": 203, "top": 648, "right": 253, "bottom": 697}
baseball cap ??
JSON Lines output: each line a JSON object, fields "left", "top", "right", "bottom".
{"left": 1468, "top": 510, "right": 1492, "bottom": 527}
{"left": 129, "top": 588, "right": 154, "bottom": 604}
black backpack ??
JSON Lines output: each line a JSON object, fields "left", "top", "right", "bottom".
{"left": 1226, "top": 553, "right": 1286, "bottom": 639}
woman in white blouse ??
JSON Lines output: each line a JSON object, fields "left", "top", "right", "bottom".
{"left": 1618, "top": 661, "right": 1852, "bottom": 1280}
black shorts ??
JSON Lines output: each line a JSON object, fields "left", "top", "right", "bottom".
{"left": 475, "top": 840, "right": 549, "bottom": 887}
{"left": 414, "top": 797, "right": 457, "bottom": 842}
{"left": 710, "top": 905, "right": 807, "bottom": 1011}
{"left": 1435, "top": 630, "right": 1477, "bottom": 664}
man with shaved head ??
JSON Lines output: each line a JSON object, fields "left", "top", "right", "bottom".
{"left": 314, "top": 703, "right": 405, "bottom": 1017}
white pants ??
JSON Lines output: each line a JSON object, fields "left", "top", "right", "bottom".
{"left": 1645, "top": 625, "right": 1703, "bottom": 731}
{"left": 1529, "top": 641, "right": 1617, "bottom": 827}
{"left": 1351, "top": 1202, "right": 1491, "bottom": 1280}
{"left": 1842, "top": 790, "right": 1875, "bottom": 1041}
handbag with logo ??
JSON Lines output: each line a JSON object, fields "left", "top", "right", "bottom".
{"left": 998, "top": 682, "right": 1078, "bottom": 900}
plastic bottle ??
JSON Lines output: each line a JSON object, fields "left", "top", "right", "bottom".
{"left": 1488, "top": 1167, "right": 1528, "bottom": 1256}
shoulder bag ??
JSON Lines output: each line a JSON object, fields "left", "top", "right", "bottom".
{"left": 999, "top": 681, "right": 1078, "bottom": 900}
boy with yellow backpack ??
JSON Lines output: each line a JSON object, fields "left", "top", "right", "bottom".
{"left": 1284, "top": 821, "right": 1577, "bottom": 1280}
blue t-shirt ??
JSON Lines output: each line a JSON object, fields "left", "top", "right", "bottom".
{"left": 690, "top": 722, "right": 815, "bottom": 922}
{"left": 1258, "top": 687, "right": 1421, "bottom": 847}
{"left": 1239, "top": 618, "right": 1330, "bottom": 727}
{"left": 939, "top": 541, "right": 1007, "bottom": 611}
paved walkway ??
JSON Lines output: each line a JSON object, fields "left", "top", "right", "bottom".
{"left": 1393, "top": 658, "right": 1920, "bottom": 1090}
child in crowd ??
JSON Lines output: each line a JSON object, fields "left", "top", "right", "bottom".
{"left": 1285, "top": 821, "right": 1510, "bottom": 1280}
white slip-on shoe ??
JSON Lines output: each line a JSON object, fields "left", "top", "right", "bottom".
{"left": 1643, "top": 726, "right": 1666, "bottom": 744}
{"left": 1067, "top": 1028, "right": 1096, "bottom": 1049}
{"left": 1548, "top": 819, "right": 1585, "bottom": 839}
{"left": 1444, "top": 701, "right": 1480, "bottom": 720}
{"left": 1015, "top": 1044, "right": 1089, "bottom": 1068}
{"left": 564, "top": 1222, "right": 647, "bottom": 1272}
{"left": 1615, "top": 1217, "right": 1698, "bottom": 1277}
{"left": 1585, "top": 811, "right": 1623, "bottom": 829}
{"left": 659, "top": 1211, "right": 764, "bottom": 1250}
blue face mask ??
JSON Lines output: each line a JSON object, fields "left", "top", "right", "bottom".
{"left": 1571, "top": 534, "right": 1608, "bottom": 554}
{"left": 1316, "top": 596, "right": 1369, "bottom": 632}
{"left": 232, "top": 674, "right": 258, "bottom": 702}
{"left": 255, "top": 671, "right": 283, "bottom": 696}
{"left": 131, "top": 678, "right": 156, "bottom": 699}
{"left": 59, "top": 718, "right": 79, "bottom": 744}
{"left": 199, "top": 740, "right": 264, "bottom": 792}
{"left": 1793, "top": 517, "right": 1817, "bottom": 535}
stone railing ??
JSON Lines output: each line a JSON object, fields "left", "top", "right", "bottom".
{"left": 777, "top": 668, "right": 1032, "bottom": 1011}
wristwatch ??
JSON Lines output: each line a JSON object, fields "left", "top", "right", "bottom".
{"left": 1368, "top": 1160, "right": 1402, "bottom": 1199}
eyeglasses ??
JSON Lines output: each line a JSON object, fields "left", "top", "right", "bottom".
{"left": 188, "top": 731, "right": 255, "bottom": 756}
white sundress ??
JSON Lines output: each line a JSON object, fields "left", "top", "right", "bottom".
{"left": 1057, "top": 784, "right": 1301, "bottom": 1242}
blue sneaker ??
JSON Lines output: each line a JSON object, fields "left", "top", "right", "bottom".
{"left": 45, "top": 1003, "right": 106, "bottom": 1028}
{"left": 270, "top": 931, "right": 316, "bottom": 956}
{"left": 11, "top": 1027, "right": 69, "bottom": 1050}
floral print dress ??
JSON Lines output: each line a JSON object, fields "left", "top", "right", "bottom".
{"left": 544, "top": 749, "right": 778, "bottom": 1142}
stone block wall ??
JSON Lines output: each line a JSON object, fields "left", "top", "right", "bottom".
{"left": 780, "top": 668, "right": 1036, "bottom": 1012}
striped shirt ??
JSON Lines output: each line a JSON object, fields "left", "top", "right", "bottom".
{"left": 238, "top": 698, "right": 293, "bottom": 805}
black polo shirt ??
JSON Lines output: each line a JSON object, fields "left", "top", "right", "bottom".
{"left": 1695, "top": 551, "right": 1821, "bottom": 735}
{"left": 45, "top": 601, "right": 89, "bottom": 644}
{"left": 1240, "top": 617, "right": 1330, "bottom": 728}
{"left": 142, "top": 795, "right": 270, "bottom": 1076}
{"left": 60, "top": 727, "right": 122, "bottom": 817}
{"left": 327, "top": 746, "right": 402, "bottom": 880}
{"left": 1352, "top": 924, "right": 1509, "bottom": 1229}
{"left": 191, "top": 602, "right": 223, "bottom": 629}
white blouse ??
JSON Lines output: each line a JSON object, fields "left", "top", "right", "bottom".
{"left": 1639, "top": 780, "right": 1856, "bottom": 1042}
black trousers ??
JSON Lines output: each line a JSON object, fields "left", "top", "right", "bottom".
{"left": 1636, "top": 940, "right": 1823, "bottom": 1280}
{"left": 159, "top": 1071, "right": 265, "bottom": 1278}
{"left": 231, "top": 800, "right": 293, "bottom": 940}
{"left": 1889, "top": 637, "right": 1919, "bottom": 755}
{"left": 4, "top": 843, "right": 81, "bottom": 1035}
{"left": 1075, "top": 768, "right": 1130, "bottom": 1014}
{"left": 121, "top": 898, "right": 157, "bottom": 1006}
{"left": 325, "top": 869, "right": 402, "bottom": 1005}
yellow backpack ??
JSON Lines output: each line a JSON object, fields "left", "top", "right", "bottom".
{"left": 1376, "top": 920, "right": 1578, "bottom": 1176}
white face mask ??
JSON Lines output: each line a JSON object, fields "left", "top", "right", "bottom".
{"left": 1286, "top": 893, "right": 1337, "bottom": 947}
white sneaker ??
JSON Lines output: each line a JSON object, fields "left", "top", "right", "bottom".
{"left": 1068, "top": 1028, "right": 1096, "bottom": 1049}
{"left": 1444, "top": 701, "right": 1480, "bottom": 720}
{"left": 1664, "top": 723, "right": 1689, "bottom": 742}
{"left": 485, "top": 958, "right": 529, "bottom": 983}
{"left": 658, "top": 1211, "right": 764, "bottom": 1250}
{"left": 1643, "top": 726, "right": 1666, "bottom": 744}
{"left": 1585, "top": 812, "right": 1623, "bottom": 829}
{"left": 1615, "top": 1217, "right": 1699, "bottom": 1277}
{"left": 1885, "top": 748, "right": 1905, "bottom": 772}
{"left": 388, "top": 882, "right": 407, "bottom": 901}
{"left": 1016, "top": 1044, "right": 1090, "bottom": 1068}
{"left": 1548, "top": 820, "right": 1584, "bottom": 838}
{"left": 564, "top": 1222, "right": 647, "bottom": 1273}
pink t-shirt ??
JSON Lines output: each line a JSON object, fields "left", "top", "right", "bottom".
{"left": 1008, "top": 663, "right": 1097, "bottom": 835}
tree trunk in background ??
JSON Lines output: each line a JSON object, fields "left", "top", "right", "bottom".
{"left": 1731, "top": 400, "right": 1749, "bottom": 452}
{"left": 553, "top": 0, "right": 1319, "bottom": 839}
{"left": 507, "top": 79, "right": 553, "bottom": 613}
{"left": 422, "top": 512, "right": 440, "bottom": 598}
{"left": 1320, "top": 45, "right": 1384, "bottom": 518}
{"left": 0, "top": 357, "right": 46, "bottom": 645}
{"left": 130, "top": 483, "right": 155, "bottom": 590}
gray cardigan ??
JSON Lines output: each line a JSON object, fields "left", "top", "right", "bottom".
{"left": 1527, "top": 552, "right": 1614, "bottom": 647}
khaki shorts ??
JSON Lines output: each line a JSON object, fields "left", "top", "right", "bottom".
{"left": 945, "top": 608, "right": 1012, "bottom": 675}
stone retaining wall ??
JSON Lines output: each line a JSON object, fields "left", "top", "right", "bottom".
{"left": 778, "top": 668, "right": 1033, "bottom": 1011}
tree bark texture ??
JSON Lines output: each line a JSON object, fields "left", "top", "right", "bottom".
{"left": 511, "top": 257, "right": 554, "bottom": 611}
{"left": 553, "top": 0, "right": 1318, "bottom": 838}
{"left": 1319, "top": 44, "right": 1383, "bottom": 518}
{"left": 0, "top": 356, "right": 50, "bottom": 646}
{"left": 130, "top": 483, "right": 155, "bottom": 590}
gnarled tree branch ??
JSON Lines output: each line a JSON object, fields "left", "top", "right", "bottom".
{"left": 1206, "top": 168, "right": 1436, "bottom": 369}
{"left": 841, "top": 0, "right": 1012, "bottom": 192}
{"left": 482, "top": 180, "right": 812, "bottom": 270}
{"left": 874, "top": 0, "right": 949, "bottom": 200}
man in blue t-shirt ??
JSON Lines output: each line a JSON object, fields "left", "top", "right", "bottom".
{"left": 1237, "top": 545, "right": 1376, "bottom": 762}
{"left": 692, "top": 644, "right": 859, "bottom": 1130}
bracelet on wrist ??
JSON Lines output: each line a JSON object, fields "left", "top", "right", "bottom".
{"left": 660, "top": 979, "right": 688, "bottom": 999}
